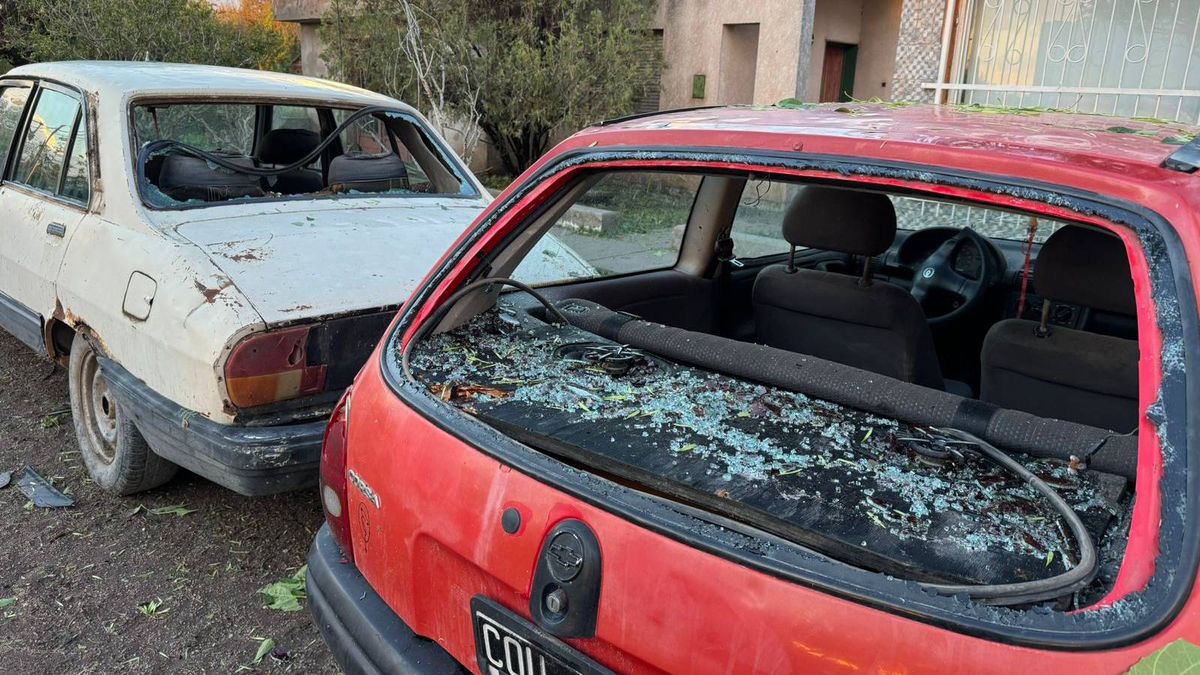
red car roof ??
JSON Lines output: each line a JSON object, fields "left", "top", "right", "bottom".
{"left": 560, "top": 102, "right": 1197, "bottom": 178}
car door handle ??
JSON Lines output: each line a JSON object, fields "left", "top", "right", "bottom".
{"left": 46, "top": 222, "right": 66, "bottom": 237}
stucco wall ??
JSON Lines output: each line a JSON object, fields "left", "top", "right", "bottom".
{"left": 804, "top": 0, "right": 903, "bottom": 102}
{"left": 655, "top": 0, "right": 808, "bottom": 109}
{"left": 855, "top": 0, "right": 903, "bottom": 100}
{"left": 272, "top": 0, "right": 329, "bottom": 23}
{"left": 806, "top": 0, "right": 863, "bottom": 101}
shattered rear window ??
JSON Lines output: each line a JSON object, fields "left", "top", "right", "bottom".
{"left": 132, "top": 101, "right": 477, "bottom": 209}
{"left": 410, "top": 298, "right": 1131, "bottom": 597}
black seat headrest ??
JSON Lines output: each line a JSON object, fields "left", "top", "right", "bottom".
{"left": 259, "top": 128, "right": 320, "bottom": 165}
{"left": 1035, "top": 226, "right": 1136, "bottom": 315}
{"left": 327, "top": 153, "right": 410, "bottom": 193}
{"left": 781, "top": 186, "right": 897, "bottom": 256}
{"left": 157, "top": 153, "right": 263, "bottom": 202}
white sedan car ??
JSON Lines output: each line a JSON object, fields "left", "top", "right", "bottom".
{"left": 0, "top": 61, "right": 590, "bottom": 496}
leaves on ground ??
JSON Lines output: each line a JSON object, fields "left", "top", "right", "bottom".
{"left": 253, "top": 638, "right": 276, "bottom": 665}
{"left": 259, "top": 565, "right": 307, "bottom": 612}
{"left": 0, "top": 597, "right": 16, "bottom": 609}
{"left": 1127, "top": 640, "right": 1200, "bottom": 675}
{"left": 137, "top": 598, "right": 168, "bottom": 617}
{"left": 39, "top": 410, "right": 71, "bottom": 429}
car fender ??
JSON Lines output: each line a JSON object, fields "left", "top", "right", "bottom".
{"left": 54, "top": 215, "right": 264, "bottom": 424}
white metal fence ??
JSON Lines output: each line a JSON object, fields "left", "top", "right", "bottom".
{"left": 927, "top": 0, "right": 1200, "bottom": 123}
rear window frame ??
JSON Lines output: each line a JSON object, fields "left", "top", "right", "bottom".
{"left": 380, "top": 147, "right": 1198, "bottom": 651}
{"left": 126, "top": 95, "right": 481, "bottom": 212}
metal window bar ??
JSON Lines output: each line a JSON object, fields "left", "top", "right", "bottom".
{"left": 926, "top": 0, "right": 1200, "bottom": 123}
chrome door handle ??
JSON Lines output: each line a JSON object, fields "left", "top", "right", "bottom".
{"left": 46, "top": 222, "right": 66, "bottom": 237}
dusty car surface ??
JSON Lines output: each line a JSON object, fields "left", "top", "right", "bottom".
{"left": 0, "top": 61, "right": 587, "bottom": 497}
{"left": 306, "top": 102, "right": 1200, "bottom": 673}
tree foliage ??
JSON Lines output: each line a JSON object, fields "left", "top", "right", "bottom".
{"left": 3, "top": 0, "right": 297, "bottom": 72}
{"left": 321, "top": 0, "right": 659, "bottom": 174}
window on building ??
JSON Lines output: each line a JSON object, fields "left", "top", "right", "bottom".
{"left": 954, "top": 0, "right": 1200, "bottom": 122}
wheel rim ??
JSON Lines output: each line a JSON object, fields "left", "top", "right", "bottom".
{"left": 79, "top": 347, "right": 118, "bottom": 464}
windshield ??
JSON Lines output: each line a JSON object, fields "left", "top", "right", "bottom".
{"left": 132, "top": 101, "right": 477, "bottom": 208}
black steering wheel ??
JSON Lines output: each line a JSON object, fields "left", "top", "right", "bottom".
{"left": 909, "top": 228, "right": 1003, "bottom": 324}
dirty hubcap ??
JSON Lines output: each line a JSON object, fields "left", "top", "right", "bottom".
{"left": 79, "top": 348, "right": 118, "bottom": 464}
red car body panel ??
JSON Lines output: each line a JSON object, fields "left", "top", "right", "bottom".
{"left": 342, "top": 106, "right": 1200, "bottom": 673}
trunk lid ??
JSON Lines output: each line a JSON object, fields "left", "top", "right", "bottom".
{"left": 172, "top": 198, "right": 590, "bottom": 325}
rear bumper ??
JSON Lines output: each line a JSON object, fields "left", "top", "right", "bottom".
{"left": 99, "top": 357, "right": 324, "bottom": 496}
{"left": 307, "top": 525, "right": 467, "bottom": 675}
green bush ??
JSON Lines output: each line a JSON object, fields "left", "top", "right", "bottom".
{"left": 321, "top": 0, "right": 660, "bottom": 174}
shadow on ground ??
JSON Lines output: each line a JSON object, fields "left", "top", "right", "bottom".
{"left": 0, "top": 330, "right": 338, "bottom": 674}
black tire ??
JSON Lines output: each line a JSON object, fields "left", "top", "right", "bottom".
{"left": 68, "top": 331, "right": 178, "bottom": 495}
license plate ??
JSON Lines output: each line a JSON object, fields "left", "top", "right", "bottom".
{"left": 471, "top": 597, "right": 610, "bottom": 675}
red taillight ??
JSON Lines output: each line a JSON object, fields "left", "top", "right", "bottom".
{"left": 320, "top": 389, "right": 353, "bottom": 560}
{"left": 224, "top": 326, "right": 327, "bottom": 408}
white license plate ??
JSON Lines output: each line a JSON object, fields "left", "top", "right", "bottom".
{"left": 471, "top": 597, "right": 609, "bottom": 675}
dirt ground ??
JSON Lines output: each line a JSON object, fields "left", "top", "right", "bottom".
{"left": 0, "top": 330, "right": 339, "bottom": 674}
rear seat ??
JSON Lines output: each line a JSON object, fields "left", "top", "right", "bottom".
{"left": 327, "top": 152, "right": 410, "bottom": 193}
{"left": 157, "top": 153, "right": 263, "bottom": 202}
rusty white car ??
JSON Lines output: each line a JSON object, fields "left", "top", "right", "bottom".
{"left": 0, "top": 61, "right": 588, "bottom": 496}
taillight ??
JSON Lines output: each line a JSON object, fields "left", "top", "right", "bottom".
{"left": 224, "top": 326, "right": 327, "bottom": 408}
{"left": 320, "top": 389, "right": 353, "bottom": 560}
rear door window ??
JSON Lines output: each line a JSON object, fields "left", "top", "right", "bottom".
{"left": 60, "top": 122, "right": 90, "bottom": 203}
{"left": 12, "top": 88, "right": 81, "bottom": 196}
{"left": 270, "top": 105, "right": 320, "bottom": 133}
{"left": 513, "top": 171, "right": 703, "bottom": 284}
{"left": 729, "top": 177, "right": 803, "bottom": 259}
{"left": 0, "top": 84, "right": 31, "bottom": 175}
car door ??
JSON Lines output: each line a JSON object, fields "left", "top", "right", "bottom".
{"left": 0, "top": 80, "right": 91, "bottom": 352}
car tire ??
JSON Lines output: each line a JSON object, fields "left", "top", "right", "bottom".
{"left": 68, "top": 331, "right": 178, "bottom": 495}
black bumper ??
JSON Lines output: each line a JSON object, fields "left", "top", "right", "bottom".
{"left": 99, "top": 357, "right": 324, "bottom": 496}
{"left": 307, "top": 525, "right": 467, "bottom": 675}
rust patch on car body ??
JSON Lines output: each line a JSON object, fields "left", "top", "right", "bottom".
{"left": 194, "top": 279, "right": 233, "bottom": 303}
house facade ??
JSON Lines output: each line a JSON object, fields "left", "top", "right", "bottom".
{"left": 274, "top": 0, "right": 1200, "bottom": 131}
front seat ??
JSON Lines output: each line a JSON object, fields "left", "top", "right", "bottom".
{"left": 752, "top": 186, "right": 944, "bottom": 389}
{"left": 980, "top": 226, "right": 1139, "bottom": 432}
{"left": 258, "top": 128, "right": 324, "bottom": 194}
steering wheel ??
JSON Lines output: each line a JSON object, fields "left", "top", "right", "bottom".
{"left": 909, "top": 228, "right": 1003, "bottom": 324}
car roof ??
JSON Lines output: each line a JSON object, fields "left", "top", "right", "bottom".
{"left": 573, "top": 102, "right": 1200, "bottom": 174}
{"left": 4, "top": 61, "right": 399, "bottom": 107}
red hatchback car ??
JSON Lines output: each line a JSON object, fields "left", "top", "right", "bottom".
{"left": 306, "top": 103, "right": 1200, "bottom": 674}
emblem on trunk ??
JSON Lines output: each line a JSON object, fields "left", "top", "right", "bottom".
{"left": 547, "top": 532, "right": 585, "bottom": 582}
{"left": 347, "top": 469, "right": 380, "bottom": 508}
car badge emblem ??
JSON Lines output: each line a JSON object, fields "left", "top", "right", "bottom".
{"left": 546, "top": 531, "right": 585, "bottom": 582}
{"left": 922, "top": 267, "right": 935, "bottom": 278}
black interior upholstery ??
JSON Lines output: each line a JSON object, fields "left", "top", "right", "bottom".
{"left": 258, "top": 128, "right": 323, "bottom": 194}
{"left": 327, "top": 153, "right": 410, "bottom": 193}
{"left": 157, "top": 153, "right": 263, "bottom": 202}
{"left": 780, "top": 185, "right": 897, "bottom": 255}
{"left": 752, "top": 186, "right": 944, "bottom": 389}
{"left": 981, "top": 226, "right": 1139, "bottom": 432}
